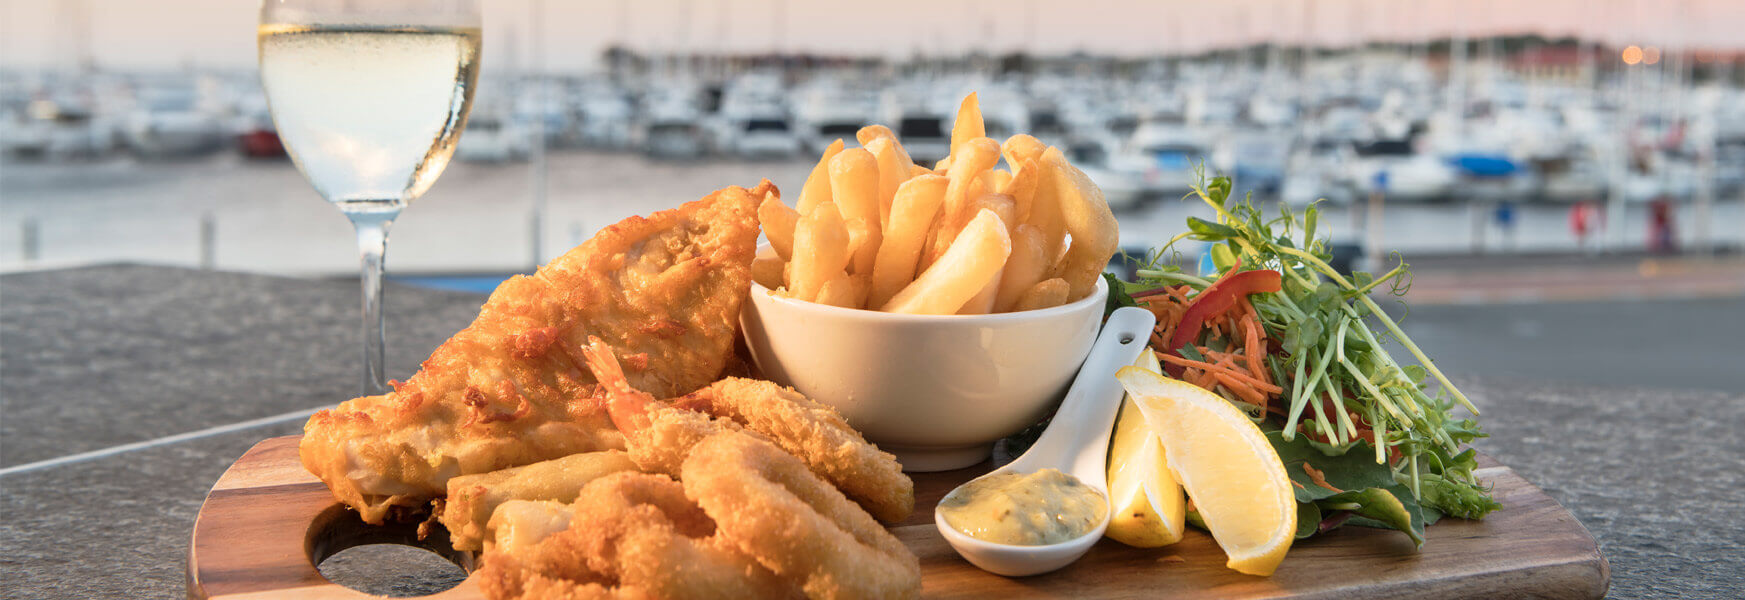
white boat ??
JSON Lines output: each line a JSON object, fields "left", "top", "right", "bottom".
{"left": 793, "top": 82, "right": 876, "bottom": 154}
{"left": 456, "top": 114, "right": 533, "bottom": 163}
{"left": 576, "top": 93, "right": 635, "bottom": 150}
{"left": 1063, "top": 136, "right": 1143, "bottom": 211}
{"left": 123, "top": 86, "right": 224, "bottom": 157}
{"left": 729, "top": 113, "right": 802, "bottom": 159}
{"left": 1338, "top": 139, "right": 1457, "bottom": 203}
{"left": 1109, "top": 122, "right": 1212, "bottom": 199}
{"left": 634, "top": 82, "right": 709, "bottom": 161}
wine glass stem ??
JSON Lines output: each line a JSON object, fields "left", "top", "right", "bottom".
{"left": 349, "top": 210, "right": 398, "bottom": 396}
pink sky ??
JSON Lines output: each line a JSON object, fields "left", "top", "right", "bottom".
{"left": 2, "top": 0, "right": 1740, "bottom": 72}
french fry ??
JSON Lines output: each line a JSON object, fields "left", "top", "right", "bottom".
{"left": 994, "top": 224, "right": 1048, "bottom": 312}
{"left": 790, "top": 201, "right": 851, "bottom": 302}
{"left": 1043, "top": 147, "right": 1119, "bottom": 301}
{"left": 1002, "top": 134, "right": 1048, "bottom": 170}
{"left": 1025, "top": 153, "right": 1068, "bottom": 265}
{"left": 751, "top": 254, "right": 786, "bottom": 290}
{"left": 757, "top": 193, "right": 799, "bottom": 260}
{"left": 1004, "top": 158, "right": 1041, "bottom": 223}
{"left": 863, "top": 137, "right": 915, "bottom": 230}
{"left": 797, "top": 139, "right": 845, "bottom": 215}
{"left": 967, "top": 193, "right": 1017, "bottom": 236}
{"left": 956, "top": 194, "right": 1017, "bottom": 314}
{"left": 859, "top": 124, "right": 915, "bottom": 168}
{"left": 856, "top": 124, "right": 896, "bottom": 146}
{"left": 830, "top": 148, "right": 882, "bottom": 275}
{"left": 958, "top": 281, "right": 999, "bottom": 314}
{"left": 831, "top": 149, "right": 880, "bottom": 224}
{"left": 939, "top": 138, "right": 1003, "bottom": 226}
{"left": 778, "top": 92, "right": 1117, "bottom": 314}
{"left": 881, "top": 209, "right": 1012, "bottom": 315}
{"left": 869, "top": 175, "right": 948, "bottom": 308}
{"left": 950, "top": 92, "right": 985, "bottom": 157}
{"left": 845, "top": 218, "right": 880, "bottom": 276}
{"left": 1011, "top": 277, "right": 1071, "bottom": 312}
{"left": 979, "top": 170, "right": 1012, "bottom": 197}
{"left": 814, "top": 271, "right": 869, "bottom": 309}
{"left": 921, "top": 137, "right": 1002, "bottom": 271}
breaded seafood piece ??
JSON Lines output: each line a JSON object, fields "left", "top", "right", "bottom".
{"left": 440, "top": 450, "right": 638, "bottom": 552}
{"left": 301, "top": 182, "right": 770, "bottom": 523}
{"left": 676, "top": 378, "right": 914, "bottom": 523}
{"left": 584, "top": 338, "right": 914, "bottom": 523}
{"left": 477, "top": 472, "right": 802, "bottom": 600}
{"left": 683, "top": 434, "right": 921, "bottom": 600}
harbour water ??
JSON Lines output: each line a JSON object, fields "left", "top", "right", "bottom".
{"left": 3, "top": 150, "right": 1739, "bottom": 276}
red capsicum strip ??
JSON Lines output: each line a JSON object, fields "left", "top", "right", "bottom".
{"left": 1162, "top": 265, "right": 1283, "bottom": 378}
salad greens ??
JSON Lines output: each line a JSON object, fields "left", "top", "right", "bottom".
{"left": 1109, "top": 171, "right": 1499, "bottom": 543}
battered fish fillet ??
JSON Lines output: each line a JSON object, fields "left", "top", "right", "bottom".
{"left": 301, "top": 182, "right": 770, "bottom": 524}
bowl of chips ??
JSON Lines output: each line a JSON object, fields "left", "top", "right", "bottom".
{"left": 739, "top": 94, "right": 1121, "bottom": 471}
{"left": 742, "top": 270, "right": 1106, "bottom": 472}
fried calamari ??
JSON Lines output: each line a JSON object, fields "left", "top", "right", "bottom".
{"left": 477, "top": 472, "right": 802, "bottom": 600}
{"left": 583, "top": 337, "right": 913, "bottom": 523}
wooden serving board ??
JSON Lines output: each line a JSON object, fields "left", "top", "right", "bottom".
{"left": 188, "top": 436, "right": 1608, "bottom": 599}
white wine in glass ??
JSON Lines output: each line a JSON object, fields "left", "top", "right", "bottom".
{"left": 258, "top": 0, "right": 481, "bottom": 395}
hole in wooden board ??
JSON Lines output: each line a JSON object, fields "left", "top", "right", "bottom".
{"left": 318, "top": 545, "right": 468, "bottom": 597}
{"left": 307, "top": 504, "right": 473, "bottom": 596}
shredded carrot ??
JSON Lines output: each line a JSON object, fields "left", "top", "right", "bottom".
{"left": 1156, "top": 352, "right": 1284, "bottom": 394}
{"left": 1242, "top": 315, "right": 1267, "bottom": 386}
{"left": 1302, "top": 464, "right": 1342, "bottom": 493}
{"left": 1214, "top": 372, "right": 1267, "bottom": 406}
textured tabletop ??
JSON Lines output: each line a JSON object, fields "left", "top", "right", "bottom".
{"left": 1, "top": 265, "right": 1739, "bottom": 599}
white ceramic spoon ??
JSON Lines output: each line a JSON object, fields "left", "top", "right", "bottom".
{"left": 935, "top": 306, "right": 1157, "bottom": 576}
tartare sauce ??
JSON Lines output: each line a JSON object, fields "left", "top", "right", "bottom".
{"left": 937, "top": 468, "right": 1108, "bottom": 545}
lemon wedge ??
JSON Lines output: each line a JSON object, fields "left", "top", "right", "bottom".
{"left": 1117, "top": 366, "right": 1296, "bottom": 576}
{"left": 1104, "top": 350, "right": 1187, "bottom": 548}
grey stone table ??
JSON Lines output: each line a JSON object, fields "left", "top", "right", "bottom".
{"left": 1, "top": 265, "right": 1740, "bottom": 599}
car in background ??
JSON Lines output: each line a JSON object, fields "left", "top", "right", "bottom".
{"left": 235, "top": 112, "right": 284, "bottom": 158}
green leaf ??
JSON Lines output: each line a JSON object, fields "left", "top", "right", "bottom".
{"left": 1283, "top": 318, "right": 1324, "bottom": 357}
{"left": 1207, "top": 177, "right": 1232, "bottom": 204}
{"left": 1266, "top": 426, "right": 1399, "bottom": 503}
{"left": 1350, "top": 271, "right": 1375, "bottom": 292}
{"left": 1102, "top": 272, "right": 1140, "bottom": 318}
{"left": 1295, "top": 501, "right": 1323, "bottom": 539}
{"left": 1178, "top": 344, "right": 1209, "bottom": 363}
{"left": 1312, "top": 282, "right": 1342, "bottom": 311}
{"left": 1210, "top": 242, "right": 1237, "bottom": 272}
{"left": 1331, "top": 486, "right": 1426, "bottom": 547}
{"left": 1186, "top": 217, "right": 1239, "bottom": 241}
{"left": 1400, "top": 364, "right": 1428, "bottom": 383}
{"left": 1415, "top": 474, "right": 1502, "bottom": 520}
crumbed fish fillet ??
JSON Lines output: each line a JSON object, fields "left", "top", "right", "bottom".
{"left": 301, "top": 182, "right": 770, "bottom": 523}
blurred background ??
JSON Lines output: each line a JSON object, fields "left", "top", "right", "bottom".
{"left": 1, "top": 0, "right": 1741, "bottom": 390}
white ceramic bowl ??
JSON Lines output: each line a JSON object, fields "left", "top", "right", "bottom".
{"left": 739, "top": 252, "right": 1109, "bottom": 472}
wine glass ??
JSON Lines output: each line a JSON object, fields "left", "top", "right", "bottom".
{"left": 258, "top": 0, "right": 481, "bottom": 395}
